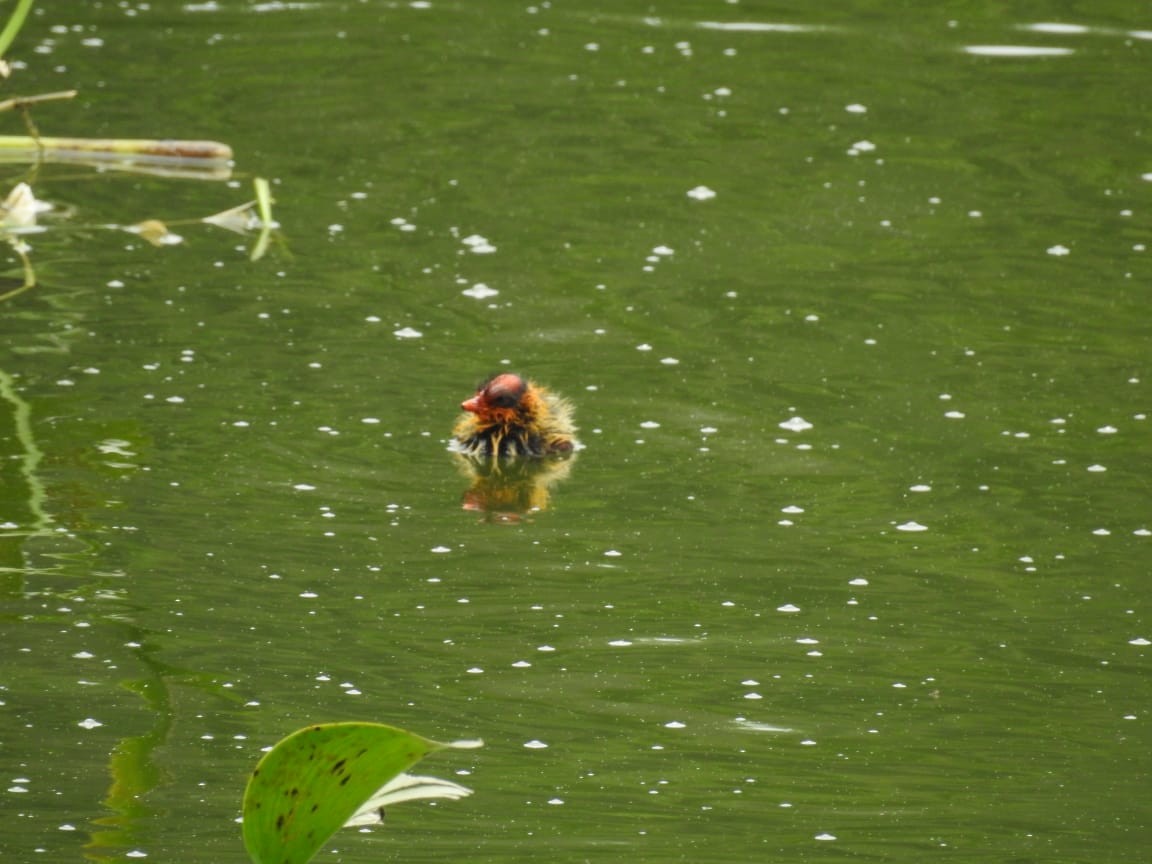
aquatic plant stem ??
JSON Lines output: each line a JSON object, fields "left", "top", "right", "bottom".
{"left": 0, "top": 0, "right": 35, "bottom": 61}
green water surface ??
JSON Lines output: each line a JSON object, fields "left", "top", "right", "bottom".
{"left": 1, "top": 1, "right": 1149, "bottom": 862}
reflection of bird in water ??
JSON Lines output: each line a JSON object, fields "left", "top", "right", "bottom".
{"left": 451, "top": 373, "right": 578, "bottom": 520}
{"left": 454, "top": 455, "right": 574, "bottom": 522}
{"left": 452, "top": 373, "right": 578, "bottom": 458}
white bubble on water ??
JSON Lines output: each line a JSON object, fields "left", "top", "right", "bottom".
{"left": 1023, "top": 22, "right": 1088, "bottom": 34}
{"left": 965, "top": 45, "right": 1074, "bottom": 57}
{"left": 779, "top": 416, "right": 813, "bottom": 432}
{"left": 461, "top": 234, "right": 496, "bottom": 253}
{"left": 462, "top": 283, "right": 499, "bottom": 299}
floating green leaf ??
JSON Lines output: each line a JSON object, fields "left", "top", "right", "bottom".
{"left": 242, "top": 722, "right": 481, "bottom": 864}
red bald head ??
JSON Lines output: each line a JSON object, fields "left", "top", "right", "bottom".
{"left": 461, "top": 373, "right": 528, "bottom": 414}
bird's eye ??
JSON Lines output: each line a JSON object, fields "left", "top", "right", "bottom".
{"left": 484, "top": 373, "right": 526, "bottom": 408}
{"left": 487, "top": 389, "right": 520, "bottom": 408}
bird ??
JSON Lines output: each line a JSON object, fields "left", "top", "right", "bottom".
{"left": 452, "top": 372, "right": 578, "bottom": 459}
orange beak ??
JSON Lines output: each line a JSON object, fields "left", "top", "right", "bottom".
{"left": 461, "top": 395, "right": 481, "bottom": 413}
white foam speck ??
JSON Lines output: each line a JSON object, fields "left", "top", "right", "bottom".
{"left": 462, "top": 283, "right": 499, "bottom": 299}
{"left": 1023, "top": 22, "right": 1088, "bottom": 34}
{"left": 779, "top": 416, "right": 813, "bottom": 432}
{"left": 964, "top": 45, "right": 1074, "bottom": 57}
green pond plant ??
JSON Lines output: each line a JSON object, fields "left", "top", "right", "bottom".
{"left": 242, "top": 722, "right": 482, "bottom": 864}
{"left": 0, "top": 0, "right": 278, "bottom": 300}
